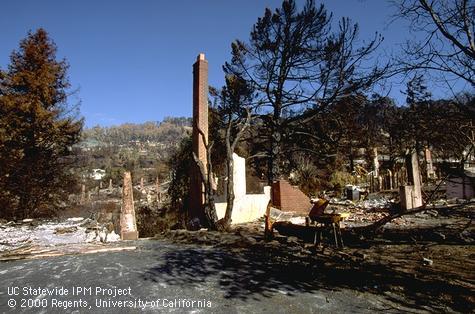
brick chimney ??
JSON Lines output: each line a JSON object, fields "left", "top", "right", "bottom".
{"left": 190, "top": 53, "right": 209, "bottom": 221}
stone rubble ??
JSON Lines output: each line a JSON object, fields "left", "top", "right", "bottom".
{"left": 0, "top": 217, "right": 122, "bottom": 253}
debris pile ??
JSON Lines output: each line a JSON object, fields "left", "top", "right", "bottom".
{"left": 0, "top": 217, "right": 120, "bottom": 253}
{"left": 338, "top": 207, "right": 388, "bottom": 225}
{"left": 361, "top": 198, "right": 391, "bottom": 210}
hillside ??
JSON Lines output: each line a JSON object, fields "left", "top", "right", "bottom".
{"left": 80, "top": 117, "right": 192, "bottom": 147}
{"left": 73, "top": 117, "right": 192, "bottom": 186}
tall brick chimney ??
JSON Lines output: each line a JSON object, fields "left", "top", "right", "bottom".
{"left": 190, "top": 53, "right": 209, "bottom": 221}
{"left": 192, "top": 53, "right": 208, "bottom": 168}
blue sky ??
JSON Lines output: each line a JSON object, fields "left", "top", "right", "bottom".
{"left": 0, "top": 0, "right": 455, "bottom": 127}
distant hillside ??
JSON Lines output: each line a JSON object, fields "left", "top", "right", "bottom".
{"left": 72, "top": 117, "right": 192, "bottom": 186}
{"left": 80, "top": 117, "right": 192, "bottom": 147}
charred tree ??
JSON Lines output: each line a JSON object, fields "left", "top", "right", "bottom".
{"left": 224, "top": 0, "right": 389, "bottom": 184}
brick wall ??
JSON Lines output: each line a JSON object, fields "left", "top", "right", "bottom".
{"left": 272, "top": 180, "right": 311, "bottom": 214}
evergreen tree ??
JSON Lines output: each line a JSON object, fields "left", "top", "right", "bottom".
{"left": 404, "top": 74, "right": 432, "bottom": 153}
{"left": 406, "top": 74, "right": 431, "bottom": 106}
{"left": 0, "top": 29, "right": 83, "bottom": 219}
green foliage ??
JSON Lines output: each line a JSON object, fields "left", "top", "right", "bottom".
{"left": 328, "top": 171, "right": 355, "bottom": 192}
{"left": 135, "top": 205, "right": 182, "bottom": 237}
{"left": 167, "top": 135, "right": 193, "bottom": 212}
{"left": 405, "top": 75, "right": 431, "bottom": 106}
{"left": 288, "top": 157, "right": 320, "bottom": 196}
{"left": 0, "top": 29, "right": 83, "bottom": 219}
{"left": 104, "top": 166, "right": 124, "bottom": 186}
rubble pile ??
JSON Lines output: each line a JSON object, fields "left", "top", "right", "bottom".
{"left": 329, "top": 194, "right": 392, "bottom": 210}
{"left": 0, "top": 217, "right": 120, "bottom": 253}
{"left": 338, "top": 207, "right": 388, "bottom": 225}
{"left": 324, "top": 192, "right": 395, "bottom": 226}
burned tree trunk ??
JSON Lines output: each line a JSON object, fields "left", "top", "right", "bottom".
{"left": 192, "top": 124, "right": 221, "bottom": 230}
{"left": 192, "top": 152, "right": 219, "bottom": 229}
{"left": 224, "top": 152, "right": 234, "bottom": 224}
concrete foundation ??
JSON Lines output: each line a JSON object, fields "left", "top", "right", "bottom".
{"left": 233, "top": 153, "right": 246, "bottom": 198}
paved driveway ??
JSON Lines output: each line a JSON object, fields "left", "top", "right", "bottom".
{"left": 0, "top": 239, "right": 404, "bottom": 313}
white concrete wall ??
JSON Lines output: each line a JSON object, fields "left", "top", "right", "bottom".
{"left": 233, "top": 153, "right": 246, "bottom": 198}
{"left": 215, "top": 153, "right": 270, "bottom": 224}
{"left": 216, "top": 194, "right": 270, "bottom": 224}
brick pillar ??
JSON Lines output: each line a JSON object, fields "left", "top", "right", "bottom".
{"left": 120, "top": 171, "right": 138, "bottom": 240}
{"left": 372, "top": 147, "right": 380, "bottom": 192}
{"left": 190, "top": 53, "right": 209, "bottom": 220}
{"left": 425, "top": 148, "right": 435, "bottom": 179}
{"left": 401, "top": 150, "right": 423, "bottom": 210}
{"left": 80, "top": 184, "right": 86, "bottom": 205}
{"left": 373, "top": 147, "right": 379, "bottom": 178}
{"left": 156, "top": 177, "right": 161, "bottom": 203}
{"left": 409, "top": 150, "right": 423, "bottom": 207}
